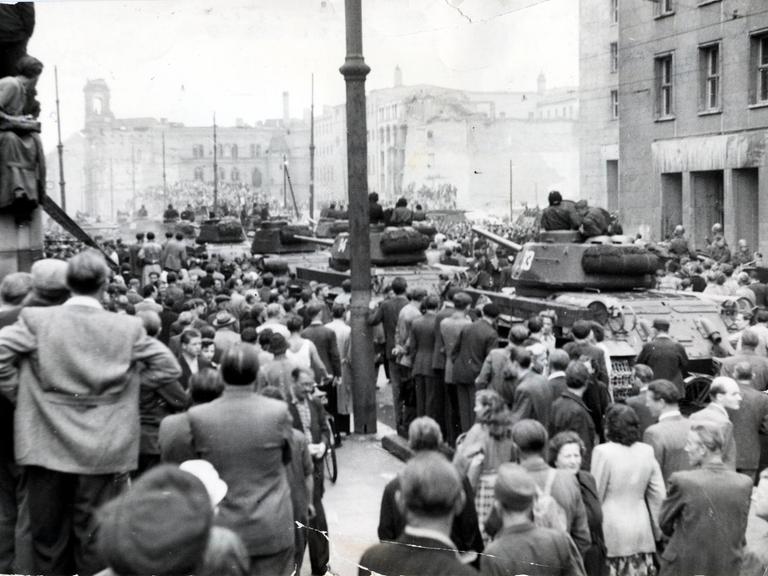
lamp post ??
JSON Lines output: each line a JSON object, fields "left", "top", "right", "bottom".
{"left": 340, "top": 0, "right": 376, "bottom": 433}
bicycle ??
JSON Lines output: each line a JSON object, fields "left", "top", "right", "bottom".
{"left": 324, "top": 414, "right": 338, "bottom": 484}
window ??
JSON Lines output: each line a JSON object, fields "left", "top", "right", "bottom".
{"left": 231, "top": 144, "right": 238, "bottom": 159}
{"left": 194, "top": 167, "right": 204, "bottom": 181}
{"left": 610, "top": 90, "right": 619, "bottom": 119}
{"left": 699, "top": 43, "right": 720, "bottom": 111}
{"left": 655, "top": 0, "right": 673, "bottom": 16}
{"left": 610, "top": 42, "right": 619, "bottom": 73}
{"left": 750, "top": 33, "right": 768, "bottom": 105}
{"left": 610, "top": 0, "right": 618, "bottom": 23}
{"left": 231, "top": 167, "right": 240, "bottom": 181}
{"left": 655, "top": 54, "right": 674, "bottom": 118}
{"left": 250, "top": 144, "right": 256, "bottom": 158}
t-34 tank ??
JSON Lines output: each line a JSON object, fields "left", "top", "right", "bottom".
{"left": 469, "top": 226, "right": 729, "bottom": 406}
{"left": 250, "top": 220, "right": 319, "bottom": 255}
{"left": 293, "top": 224, "right": 464, "bottom": 294}
{"left": 196, "top": 217, "right": 251, "bottom": 261}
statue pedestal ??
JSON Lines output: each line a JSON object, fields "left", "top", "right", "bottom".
{"left": 0, "top": 207, "right": 43, "bottom": 277}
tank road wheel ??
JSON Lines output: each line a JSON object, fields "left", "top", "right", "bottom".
{"left": 683, "top": 374, "right": 712, "bottom": 414}
{"left": 607, "top": 304, "right": 637, "bottom": 335}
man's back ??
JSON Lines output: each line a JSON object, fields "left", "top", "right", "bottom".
{"left": 660, "top": 463, "right": 753, "bottom": 576}
{"left": 482, "top": 522, "right": 585, "bottom": 576}
{"left": 359, "top": 532, "right": 476, "bottom": 576}
{"left": 550, "top": 392, "right": 596, "bottom": 467}
{"left": 625, "top": 392, "right": 657, "bottom": 435}
{"left": 643, "top": 415, "right": 692, "bottom": 485}
{"left": 409, "top": 312, "right": 437, "bottom": 376}
{"left": 0, "top": 302, "right": 180, "bottom": 473}
{"left": 727, "top": 383, "right": 768, "bottom": 474}
{"left": 452, "top": 320, "right": 497, "bottom": 384}
{"left": 636, "top": 337, "right": 688, "bottom": 394}
{"left": 720, "top": 353, "right": 768, "bottom": 391}
{"left": 370, "top": 295, "right": 408, "bottom": 354}
{"left": 302, "top": 323, "right": 341, "bottom": 377}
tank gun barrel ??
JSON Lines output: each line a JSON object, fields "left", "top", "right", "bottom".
{"left": 471, "top": 226, "right": 523, "bottom": 252}
{"left": 293, "top": 234, "right": 334, "bottom": 247}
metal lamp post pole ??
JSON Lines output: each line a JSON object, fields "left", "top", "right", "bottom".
{"left": 340, "top": 0, "right": 376, "bottom": 433}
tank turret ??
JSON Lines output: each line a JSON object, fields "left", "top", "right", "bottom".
{"left": 250, "top": 220, "right": 317, "bottom": 254}
{"left": 325, "top": 225, "right": 431, "bottom": 270}
{"left": 473, "top": 227, "right": 658, "bottom": 295}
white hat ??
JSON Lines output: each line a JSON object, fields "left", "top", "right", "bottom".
{"left": 179, "top": 460, "right": 228, "bottom": 508}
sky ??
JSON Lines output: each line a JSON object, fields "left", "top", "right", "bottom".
{"left": 28, "top": 0, "right": 578, "bottom": 152}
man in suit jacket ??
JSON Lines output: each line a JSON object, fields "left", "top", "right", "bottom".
{"left": 406, "top": 295, "right": 439, "bottom": 421}
{"left": 160, "top": 344, "right": 295, "bottom": 576}
{"left": 729, "top": 362, "right": 768, "bottom": 481}
{"left": 635, "top": 318, "right": 688, "bottom": 397}
{"left": 690, "top": 376, "right": 741, "bottom": 469}
{"left": 547, "top": 349, "right": 570, "bottom": 398}
{"left": 359, "top": 452, "right": 476, "bottom": 576}
{"left": 134, "top": 284, "right": 163, "bottom": 315}
{"left": 161, "top": 232, "right": 187, "bottom": 273}
{"left": 287, "top": 367, "right": 333, "bottom": 576}
{"left": 451, "top": 303, "right": 499, "bottom": 432}
{"left": 0, "top": 250, "right": 181, "bottom": 576}
{"left": 177, "top": 328, "right": 213, "bottom": 390}
{"left": 550, "top": 362, "right": 597, "bottom": 469}
{"left": 659, "top": 421, "right": 753, "bottom": 576}
{"left": 625, "top": 363, "right": 657, "bottom": 435}
{"left": 510, "top": 347, "right": 554, "bottom": 429}
{"left": 369, "top": 277, "right": 409, "bottom": 434}
{"left": 482, "top": 463, "right": 586, "bottom": 576}
{"left": 719, "top": 328, "right": 768, "bottom": 391}
{"left": 643, "top": 379, "right": 692, "bottom": 486}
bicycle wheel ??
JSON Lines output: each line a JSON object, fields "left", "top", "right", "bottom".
{"left": 324, "top": 442, "right": 338, "bottom": 484}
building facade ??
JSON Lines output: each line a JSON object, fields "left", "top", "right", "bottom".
{"left": 618, "top": 0, "right": 768, "bottom": 254}
{"left": 579, "top": 0, "right": 620, "bottom": 208}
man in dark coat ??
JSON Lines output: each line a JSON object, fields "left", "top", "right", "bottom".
{"left": 635, "top": 318, "right": 688, "bottom": 397}
{"left": 451, "top": 303, "right": 499, "bottom": 432}
{"left": 369, "top": 277, "right": 409, "bottom": 433}
{"left": 659, "top": 421, "right": 753, "bottom": 576}
{"left": 287, "top": 367, "right": 333, "bottom": 576}
{"left": 510, "top": 347, "right": 553, "bottom": 429}
{"left": 625, "top": 363, "right": 657, "bottom": 435}
{"left": 719, "top": 328, "right": 768, "bottom": 392}
{"left": 540, "top": 190, "right": 579, "bottom": 231}
{"left": 359, "top": 452, "right": 476, "bottom": 576}
{"left": 481, "top": 463, "right": 586, "bottom": 576}
{"left": 301, "top": 303, "right": 341, "bottom": 437}
{"left": 550, "top": 362, "right": 597, "bottom": 469}
{"left": 406, "top": 295, "right": 439, "bottom": 421}
{"left": 159, "top": 345, "right": 295, "bottom": 576}
{"left": 368, "top": 192, "right": 384, "bottom": 224}
{"left": 643, "top": 379, "right": 692, "bottom": 486}
{"left": 729, "top": 362, "right": 768, "bottom": 482}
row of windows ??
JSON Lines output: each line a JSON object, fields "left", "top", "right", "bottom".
{"left": 191, "top": 143, "right": 266, "bottom": 159}
{"left": 654, "top": 0, "right": 721, "bottom": 18}
{"left": 651, "top": 34, "right": 768, "bottom": 119}
{"left": 193, "top": 166, "right": 264, "bottom": 187}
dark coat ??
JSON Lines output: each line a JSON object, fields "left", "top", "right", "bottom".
{"left": 643, "top": 413, "right": 692, "bottom": 485}
{"left": 635, "top": 335, "right": 688, "bottom": 395}
{"left": 369, "top": 295, "right": 408, "bottom": 362}
{"left": 481, "top": 521, "right": 585, "bottom": 576}
{"left": 178, "top": 355, "right": 212, "bottom": 391}
{"left": 359, "top": 533, "right": 477, "bottom": 576}
{"left": 0, "top": 3, "right": 34, "bottom": 43}
{"left": 451, "top": 320, "right": 498, "bottom": 385}
{"left": 540, "top": 204, "right": 579, "bottom": 231}
{"left": 727, "top": 382, "right": 768, "bottom": 473}
{"left": 562, "top": 341, "right": 608, "bottom": 386}
{"left": 302, "top": 322, "right": 341, "bottom": 377}
{"left": 378, "top": 472, "right": 483, "bottom": 556}
{"left": 550, "top": 391, "right": 597, "bottom": 469}
{"left": 510, "top": 370, "right": 553, "bottom": 429}
{"left": 369, "top": 201, "right": 384, "bottom": 224}
{"left": 408, "top": 311, "right": 438, "bottom": 377}
{"left": 158, "top": 387, "right": 295, "bottom": 556}
{"left": 577, "top": 470, "right": 607, "bottom": 576}
{"left": 659, "top": 462, "right": 753, "bottom": 576}
{"left": 288, "top": 397, "right": 330, "bottom": 497}
{"left": 720, "top": 352, "right": 768, "bottom": 392}
{"left": 548, "top": 373, "right": 567, "bottom": 399}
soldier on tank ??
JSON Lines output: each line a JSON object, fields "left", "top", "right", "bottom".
{"left": 540, "top": 190, "right": 580, "bottom": 231}
{"left": 708, "top": 224, "right": 731, "bottom": 264}
{"left": 576, "top": 200, "right": 611, "bottom": 238}
{"left": 669, "top": 225, "right": 694, "bottom": 260}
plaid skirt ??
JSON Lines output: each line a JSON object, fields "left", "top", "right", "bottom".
{"left": 475, "top": 472, "right": 497, "bottom": 545}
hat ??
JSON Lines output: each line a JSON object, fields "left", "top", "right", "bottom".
{"left": 494, "top": 463, "right": 536, "bottom": 511}
{"left": 482, "top": 303, "right": 500, "bottom": 319}
{"left": 212, "top": 311, "right": 236, "bottom": 328}
{"left": 547, "top": 190, "right": 562, "bottom": 206}
{"left": 180, "top": 460, "right": 228, "bottom": 508}
{"left": 97, "top": 465, "right": 213, "bottom": 576}
{"left": 652, "top": 318, "right": 670, "bottom": 331}
{"left": 30, "top": 259, "right": 68, "bottom": 298}
{"left": 214, "top": 294, "right": 232, "bottom": 304}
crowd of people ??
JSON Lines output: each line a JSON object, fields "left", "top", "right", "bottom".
{"left": 2, "top": 190, "right": 768, "bottom": 576}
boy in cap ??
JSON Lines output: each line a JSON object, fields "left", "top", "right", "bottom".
{"left": 481, "top": 463, "right": 585, "bottom": 576}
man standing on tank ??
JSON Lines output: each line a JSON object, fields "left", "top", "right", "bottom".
{"left": 540, "top": 191, "right": 580, "bottom": 231}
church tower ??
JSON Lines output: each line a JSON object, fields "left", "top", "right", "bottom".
{"left": 83, "top": 79, "right": 113, "bottom": 129}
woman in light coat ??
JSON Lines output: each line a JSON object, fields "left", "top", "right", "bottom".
{"left": 591, "top": 404, "right": 666, "bottom": 576}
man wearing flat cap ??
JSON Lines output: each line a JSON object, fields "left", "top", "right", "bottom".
{"left": 213, "top": 310, "right": 240, "bottom": 362}
{"left": 481, "top": 463, "right": 586, "bottom": 576}
{"left": 540, "top": 190, "right": 581, "bottom": 232}
{"left": 0, "top": 249, "right": 181, "bottom": 576}
{"left": 636, "top": 318, "right": 688, "bottom": 397}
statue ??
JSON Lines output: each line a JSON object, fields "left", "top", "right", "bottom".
{"left": 0, "top": 54, "right": 44, "bottom": 223}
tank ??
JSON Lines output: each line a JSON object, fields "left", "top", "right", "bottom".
{"left": 293, "top": 224, "right": 464, "bottom": 294}
{"left": 250, "top": 220, "right": 319, "bottom": 255}
{"left": 195, "top": 217, "right": 251, "bottom": 261}
{"left": 470, "top": 226, "right": 730, "bottom": 406}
